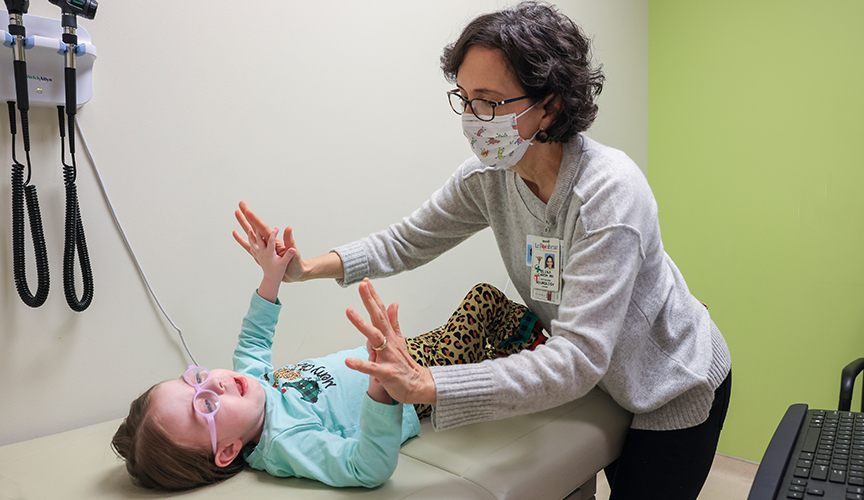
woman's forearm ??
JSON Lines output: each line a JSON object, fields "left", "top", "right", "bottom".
{"left": 299, "top": 251, "right": 345, "bottom": 281}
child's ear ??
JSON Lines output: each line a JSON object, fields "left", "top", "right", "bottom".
{"left": 214, "top": 439, "right": 244, "bottom": 468}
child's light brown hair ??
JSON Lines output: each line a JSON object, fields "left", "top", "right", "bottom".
{"left": 111, "top": 384, "right": 247, "bottom": 490}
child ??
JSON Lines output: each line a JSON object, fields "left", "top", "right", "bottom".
{"left": 111, "top": 227, "right": 546, "bottom": 491}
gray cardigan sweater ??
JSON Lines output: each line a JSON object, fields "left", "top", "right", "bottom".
{"left": 334, "top": 135, "right": 731, "bottom": 432}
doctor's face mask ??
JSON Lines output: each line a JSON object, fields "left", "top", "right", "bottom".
{"left": 461, "top": 102, "right": 539, "bottom": 170}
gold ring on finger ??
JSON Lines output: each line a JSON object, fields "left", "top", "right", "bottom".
{"left": 372, "top": 338, "right": 388, "bottom": 351}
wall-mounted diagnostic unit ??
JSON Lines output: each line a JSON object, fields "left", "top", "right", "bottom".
{"left": 1, "top": 8, "right": 97, "bottom": 108}
{"left": 3, "top": 1, "right": 98, "bottom": 311}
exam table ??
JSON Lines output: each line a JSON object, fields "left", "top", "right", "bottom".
{"left": 0, "top": 387, "right": 631, "bottom": 500}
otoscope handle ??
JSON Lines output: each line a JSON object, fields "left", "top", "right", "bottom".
{"left": 13, "top": 59, "right": 29, "bottom": 112}
{"left": 7, "top": 101, "right": 17, "bottom": 134}
{"left": 11, "top": 60, "right": 30, "bottom": 152}
{"left": 65, "top": 66, "right": 76, "bottom": 115}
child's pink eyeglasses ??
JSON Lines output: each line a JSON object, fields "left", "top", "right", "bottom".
{"left": 183, "top": 365, "right": 220, "bottom": 455}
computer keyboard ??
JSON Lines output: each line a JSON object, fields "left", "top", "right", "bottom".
{"left": 779, "top": 409, "right": 864, "bottom": 499}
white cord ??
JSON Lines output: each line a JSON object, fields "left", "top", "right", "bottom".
{"left": 74, "top": 116, "right": 199, "bottom": 366}
{"left": 502, "top": 277, "right": 511, "bottom": 295}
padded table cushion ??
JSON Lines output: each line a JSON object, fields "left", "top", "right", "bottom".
{"left": 0, "top": 387, "right": 631, "bottom": 500}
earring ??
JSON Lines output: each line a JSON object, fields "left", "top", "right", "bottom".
{"left": 536, "top": 129, "right": 549, "bottom": 143}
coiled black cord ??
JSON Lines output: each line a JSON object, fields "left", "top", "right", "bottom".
{"left": 8, "top": 101, "right": 50, "bottom": 307}
{"left": 58, "top": 106, "right": 93, "bottom": 311}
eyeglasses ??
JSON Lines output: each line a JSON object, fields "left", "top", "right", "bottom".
{"left": 447, "top": 89, "right": 531, "bottom": 122}
{"left": 183, "top": 365, "right": 220, "bottom": 455}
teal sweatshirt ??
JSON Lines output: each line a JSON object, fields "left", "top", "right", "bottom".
{"left": 232, "top": 292, "right": 421, "bottom": 487}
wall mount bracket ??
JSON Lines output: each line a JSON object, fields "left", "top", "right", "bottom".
{"left": 1, "top": 9, "right": 96, "bottom": 108}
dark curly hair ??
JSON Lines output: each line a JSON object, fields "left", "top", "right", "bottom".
{"left": 441, "top": 1, "right": 604, "bottom": 143}
{"left": 111, "top": 383, "right": 247, "bottom": 491}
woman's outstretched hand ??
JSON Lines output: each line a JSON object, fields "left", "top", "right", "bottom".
{"left": 345, "top": 279, "right": 438, "bottom": 405}
{"left": 233, "top": 201, "right": 306, "bottom": 283}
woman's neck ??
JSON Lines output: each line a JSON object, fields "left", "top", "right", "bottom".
{"left": 512, "top": 141, "right": 563, "bottom": 204}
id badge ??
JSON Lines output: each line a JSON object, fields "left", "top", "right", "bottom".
{"left": 529, "top": 236, "right": 561, "bottom": 305}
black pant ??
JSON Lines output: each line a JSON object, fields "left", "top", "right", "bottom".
{"left": 605, "top": 372, "right": 732, "bottom": 500}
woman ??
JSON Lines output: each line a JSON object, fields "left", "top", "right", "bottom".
{"left": 235, "top": 2, "right": 731, "bottom": 498}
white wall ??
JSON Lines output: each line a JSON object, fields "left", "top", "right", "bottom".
{"left": 0, "top": 0, "right": 646, "bottom": 446}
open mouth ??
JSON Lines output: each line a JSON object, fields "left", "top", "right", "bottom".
{"left": 235, "top": 377, "right": 246, "bottom": 397}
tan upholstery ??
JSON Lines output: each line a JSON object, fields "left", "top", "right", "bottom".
{"left": 0, "top": 388, "right": 630, "bottom": 499}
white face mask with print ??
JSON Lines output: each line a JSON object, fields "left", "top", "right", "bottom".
{"left": 461, "top": 102, "right": 539, "bottom": 170}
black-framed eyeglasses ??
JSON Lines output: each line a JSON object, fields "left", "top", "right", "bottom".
{"left": 447, "top": 89, "right": 531, "bottom": 122}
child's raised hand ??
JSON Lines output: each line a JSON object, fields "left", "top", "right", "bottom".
{"left": 249, "top": 227, "right": 294, "bottom": 303}
{"left": 234, "top": 202, "right": 308, "bottom": 283}
{"left": 249, "top": 227, "right": 293, "bottom": 280}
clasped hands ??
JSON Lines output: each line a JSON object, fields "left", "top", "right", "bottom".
{"left": 233, "top": 201, "right": 437, "bottom": 406}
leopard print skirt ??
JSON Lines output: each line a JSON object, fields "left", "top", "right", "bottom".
{"left": 406, "top": 283, "right": 547, "bottom": 419}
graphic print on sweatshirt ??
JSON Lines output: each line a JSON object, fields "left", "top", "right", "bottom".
{"left": 263, "top": 363, "right": 338, "bottom": 404}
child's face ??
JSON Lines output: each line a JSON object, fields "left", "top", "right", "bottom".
{"left": 151, "top": 369, "right": 266, "bottom": 454}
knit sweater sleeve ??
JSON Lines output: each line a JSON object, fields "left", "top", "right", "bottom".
{"left": 333, "top": 163, "right": 489, "bottom": 286}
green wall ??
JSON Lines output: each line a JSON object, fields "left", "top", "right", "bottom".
{"left": 648, "top": 1, "right": 864, "bottom": 462}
